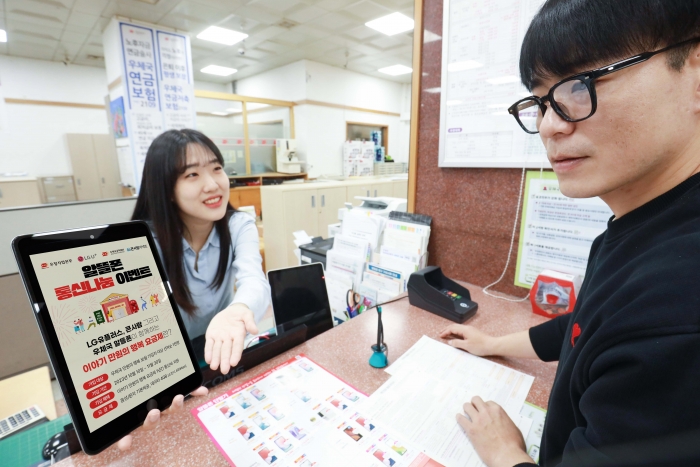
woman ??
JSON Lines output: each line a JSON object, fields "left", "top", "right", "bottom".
{"left": 132, "top": 128, "right": 270, "bottom": 374}
{"left": 119, "top": 129, "right": 270, "bottom": 451}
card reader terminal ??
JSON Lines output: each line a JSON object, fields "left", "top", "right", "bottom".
{"left": 407, "top": 266, "right": 477, "bottom": 323}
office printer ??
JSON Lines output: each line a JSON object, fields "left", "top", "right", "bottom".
{"left": 341, "top": 196, "right": 408, "bottom": 219}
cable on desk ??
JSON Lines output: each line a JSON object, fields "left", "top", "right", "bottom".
{"left": 482, "top": 166, "right": 530, "bottom": 303}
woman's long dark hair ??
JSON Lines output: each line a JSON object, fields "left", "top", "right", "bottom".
{"left": 132, "top": 129, "right": 234, "bottom": 316}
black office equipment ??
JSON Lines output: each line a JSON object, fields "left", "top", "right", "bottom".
{"left": 407, "top": 266, "right": 478, "bottom": 323}
{"left": 298, "top": 237, "right": 334, "bottom": 269}
{"left": 268, "top": 263, "right": 334, "bottom": 340}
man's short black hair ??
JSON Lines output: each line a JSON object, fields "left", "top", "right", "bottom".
{"left": 520, "top": 0, "right": 700, "bottom": 90}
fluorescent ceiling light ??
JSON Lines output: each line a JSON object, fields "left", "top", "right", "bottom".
{"left": 366, "top": 12, "right": 414, "bottom": 36}
{"left": 486, "top": 75, "right": 520, "bottom": 85}
{"left": 0, "top": 30, "right": 6, "bottom": 43}
{"left": 378, "top": 64, "right": 412, "bottom": 76}
{"left": 200, "top": 65, "right": 238, "bottom": 76}
{"left": 211, "top": 111, "right": 228, "bottom": 116}
{"left": 424, "top": 87, "right": 441, "bottom": 93}
{"left": 448, "top": 60, "right": 483, "bottom": 72}
{"left": 197, "top": 26, "right": 248, "bottom": 46}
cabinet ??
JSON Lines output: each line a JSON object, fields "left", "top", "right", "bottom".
{"left": 392, "top": 180, "right": 408, "bottom": 198}
{"left": 0, "top": 178, "right": 41, "bottom": 208}
{"left": 261, "top": 178, "right": 409, "bottom": 271}
{"left": 229, "top": 187, "right": 262, "bottom": 217}
{"left": 65, "top": 134, "right": 122, "bottom": 201}
{"left": 38, "top": 176, "right": 77, "bottom": 203}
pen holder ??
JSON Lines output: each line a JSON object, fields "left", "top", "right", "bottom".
{"left": 369, "top": 343, "right": 388, "bottom": 368}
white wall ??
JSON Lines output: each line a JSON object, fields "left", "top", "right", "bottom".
{"left": 0, "top": 54, "right": 234, "bottom": 177}
{"left": 235, "top": 61, "right": 307, "bottom": 102}
{"left": 0, "top": 55, "right": 110, "bottom": 177}
{"left": 234, "top": 60, "right": 410, "bottom": 177}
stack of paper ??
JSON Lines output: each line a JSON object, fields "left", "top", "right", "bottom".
{"left": 343, "top": 141, "right": 374, "bottom": 177}
{"left": 358, "top": 336, "right": 535, "bottom": 467}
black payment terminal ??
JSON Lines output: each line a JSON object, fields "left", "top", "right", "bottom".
{"left": 407, "top": 266, "right": 478, "bottom": 323}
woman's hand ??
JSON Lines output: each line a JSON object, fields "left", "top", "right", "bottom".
{"left": 440, "top": 324, "right": 498, "bottom": 356}
{"left": 117, "top": 386, "right": 209, "bottom": 451}
{"left": 205, "top": 303, "right": 258, "bottom": 374}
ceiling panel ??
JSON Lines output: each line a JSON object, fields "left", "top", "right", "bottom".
{"left": 343, "top": 0, "right": 392, "bottom": 22}
{"left": 284, "top": 4, "right": 328, "bottom": 24}
{"left": 72, "top": 0, "right": 110, "bottom": 15}
{"left": 1, "top": 0, "right": 416, "bottom": 82}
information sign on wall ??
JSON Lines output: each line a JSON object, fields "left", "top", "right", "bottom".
{"left": 103, "top": 19, "right": 195, "bottom": 191}
{"left": 514, "top": 171, "right": 613, "bottom": 288}
{"left": 438, "top": 0, "right": 549, "bottom": 168}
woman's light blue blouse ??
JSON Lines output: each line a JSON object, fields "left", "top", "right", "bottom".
{"left": 154, "top": 212, "right": 271, "bottom": 338}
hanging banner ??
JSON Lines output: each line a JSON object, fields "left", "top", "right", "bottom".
{"left": 103, "top": 19, "right": 195, "bottom": 191}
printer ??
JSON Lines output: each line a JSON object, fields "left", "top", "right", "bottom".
{"left": 340, "top": 196, "right": 407, "bottom": 220}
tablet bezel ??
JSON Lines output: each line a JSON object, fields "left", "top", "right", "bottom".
{"left": 12, "top": 221, "right": 202, "bottom": 455}
{"left": 267, "top": 263, "right": 334, "bottom": 340}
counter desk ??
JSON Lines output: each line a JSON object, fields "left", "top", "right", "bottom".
{"left": 56, "top": 282, "right": 556, "bottom": 466}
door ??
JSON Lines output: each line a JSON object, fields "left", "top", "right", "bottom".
{"left": 92, "top": 134, "right": 122, "bottom": 199}
{"left": 318, "top": 187, "right": 346, "bottom": 238}
{"left": 371, "top": 182, "right": 393, "bottom": 198}
{"left": 283, "top": 189, "right": 319, "bottom": 267}
{"left": 66, "top": 134, "right": 101, "bottom": 201}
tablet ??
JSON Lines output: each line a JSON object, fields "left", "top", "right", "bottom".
{"left": 267, "top": 263, "right": 334, "bottom": 340}
{"left": 12, "top": 221, "right": 202, "bottom": 454}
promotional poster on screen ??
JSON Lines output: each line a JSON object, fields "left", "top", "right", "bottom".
{"left": 514, "top": 171, "right": 613, "bottom": 288}
{"left": 193, "top": 355, "right": 445, "bottom": 467}
{"left": 29, "top": 237, "right": 195, "bottom": 432}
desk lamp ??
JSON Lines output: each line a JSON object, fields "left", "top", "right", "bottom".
{"left": 369, "top": 306, "right": 388, "bottom": 368}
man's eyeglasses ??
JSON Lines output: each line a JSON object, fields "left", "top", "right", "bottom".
{"left": 508, "top": 36, "right": 700, "bottom": 134}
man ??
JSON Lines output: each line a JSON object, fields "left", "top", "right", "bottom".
{"left": 441, "top": 1, "right": 700, "bottom": 466}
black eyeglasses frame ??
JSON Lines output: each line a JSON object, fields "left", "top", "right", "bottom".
{"left": 508, "top": 36, "right": 700, "bottom": 134}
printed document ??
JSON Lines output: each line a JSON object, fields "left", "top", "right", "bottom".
{"left": 360, "top": 336, "right": 535, "bottom": 466}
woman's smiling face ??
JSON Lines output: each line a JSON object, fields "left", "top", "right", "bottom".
{"left": 173, "top": 143, "right": 230, "bottom": 224}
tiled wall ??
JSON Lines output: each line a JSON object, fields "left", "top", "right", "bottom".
{"left": 415, "top": 0, "right": 529, "bottom": 298}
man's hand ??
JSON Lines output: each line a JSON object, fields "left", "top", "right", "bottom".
{"left": 440, "top": 324, "right": 497, "bottom": 356}
{"left": 117, "top": 386, "right": 209, "bottom": 451}
{"left": 205, "top": 303, "right": 258, "bottom": 374}
{"left": 457, "top": 396, "right": 534, "bottom": 467}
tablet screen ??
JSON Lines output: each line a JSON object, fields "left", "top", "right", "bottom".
{"left": 29, "top": 237, "right": 195, "bottom": 432}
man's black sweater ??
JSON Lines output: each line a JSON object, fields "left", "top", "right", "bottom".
{"left": 526, "top": 173, "right": 700, "bottom": 466}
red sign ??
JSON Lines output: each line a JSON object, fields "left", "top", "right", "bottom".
{"left": 86, "top": 382, "right": 112, "bottom": 399}
{"left": 83, "top": 374, "right": 108, "bottom": 390}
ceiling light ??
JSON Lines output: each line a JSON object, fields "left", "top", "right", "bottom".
{"left": 366, "top": 12, "right": 414, "bottom": 36}
{"left": 378, "top": 64, "right": 412, "bottom": 76}
{"left": 200, "top": 65, "right": 238, "bottom": 76}
{"left": 0, "top": 30, "right": 6, "bottom": 43}
{"left": 486, "top": 75, "right": 520, "bottom": 85}
{"left": 211, "top": 111, "right": 228, "bottom": 116}
{"left": 197, "top": 26, "right": 248, "bottom": 46}
{"left": 448, "top": 60, "right": 483, "bottom": 72}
